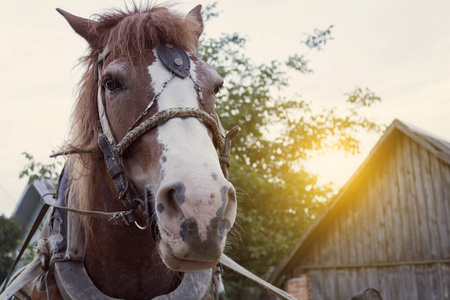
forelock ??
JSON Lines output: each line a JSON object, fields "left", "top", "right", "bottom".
{"left": 92, "top": 5, "right": 202, "bottom": 57}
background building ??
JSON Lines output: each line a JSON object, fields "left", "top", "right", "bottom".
{"left": 269, "top": 119, "right": 450, "bottom": 300}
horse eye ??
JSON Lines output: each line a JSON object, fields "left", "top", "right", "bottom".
{"left": 104, "top": 78, "right": 123, "bottom": 94}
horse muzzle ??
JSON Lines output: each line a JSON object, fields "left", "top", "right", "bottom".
{"left": 155, "top": 177, "right": 236, "bottom": 271}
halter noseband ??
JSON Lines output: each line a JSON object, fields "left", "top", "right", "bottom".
{"left": 95, "top": 43, "right": 239, "bottom": 224}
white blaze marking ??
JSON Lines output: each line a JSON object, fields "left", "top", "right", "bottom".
{"left": 148, "top": 49, "right": 221, "bottom": 183}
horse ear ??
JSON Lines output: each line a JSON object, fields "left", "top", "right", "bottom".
{"left": 187, "top": 5, "right": 203, "bottom": 39}
{"left": 56, "top": 8, "right": 100, "bottom": 48}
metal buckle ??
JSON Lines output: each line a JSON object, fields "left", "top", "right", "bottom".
{"left": 112, "top": 212, "right": 130, "bottom": 226}
{"left": 134, "top": 219, "right": 148, "bottom": 230}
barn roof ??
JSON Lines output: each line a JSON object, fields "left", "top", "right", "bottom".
{"left": 12, "top": 178, "right": 55, "bottom": 228}
{"left": 268, "top": 119, "right": 450, "bottom": 284}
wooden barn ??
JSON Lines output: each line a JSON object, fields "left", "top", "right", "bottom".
{"left": 268, "top": 119, "right": 450, "bottom": 299}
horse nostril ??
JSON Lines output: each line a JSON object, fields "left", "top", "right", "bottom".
{"left": 179, "top": 217, "right": 199, "bottom": 243}
{"left": 165, "top": 190, "right": 177, "bottom": 214}
{"left": 161, "top": 182, "right": 186, "bottom": 218}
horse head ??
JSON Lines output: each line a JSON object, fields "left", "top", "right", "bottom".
{"left": 58, "top": 5, "right": 237, "bottom": 272}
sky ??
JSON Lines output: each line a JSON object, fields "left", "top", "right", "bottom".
{"left": 1, "top": 0, "right": 449, "bottom": 216}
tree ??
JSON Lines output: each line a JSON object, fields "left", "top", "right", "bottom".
{"left": 0, "top": 215, "right": 24, "bottom": 283}
{"left": 19, "top": 152, "right": 62, "bottom": 186}
{"left": 198, "top": 3, "right": 382, "bottom": 294}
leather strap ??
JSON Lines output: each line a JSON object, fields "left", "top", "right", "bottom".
{"left": 98, "top": 133, "right": 140, "bottom": 210}
{"left": 95, "top": 46, "right": 117, "bottom": 147}
{"left": 157, "top": 44, "right": 190, "bottom": 78}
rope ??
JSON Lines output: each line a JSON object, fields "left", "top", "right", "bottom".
{"left": 220, "top": 254, "right": 297, "bottom": 300}
{"left": 40, "top": 193, "right": 136, "bottom": 226}
{"left": 49, "top": 149, "right": 102, "bottom": 158}
{"left": 117, "top": 107, "right": 240, "bottom": 179}
{"left": 127, "top": 73, "right": 175, "bottom": 131}
{"left": 117, "top": 107, "right": 224, "bottom": 155}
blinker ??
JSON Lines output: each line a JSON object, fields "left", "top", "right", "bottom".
{"left": 157, "top": 43, "right": 190, "bottom": 78}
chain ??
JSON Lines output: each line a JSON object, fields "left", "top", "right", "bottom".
{"left": 190, "top": 74, "right": 212, "bottom": 115}
{"left": 128, "top": 73, "right": 175, "bottom": 131}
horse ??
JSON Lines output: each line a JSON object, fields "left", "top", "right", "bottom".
{"left": 3, "top": 4, "right": 239, "bottom": 300}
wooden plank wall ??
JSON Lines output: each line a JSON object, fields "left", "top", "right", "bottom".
{"left": 292, "top": 134, "right": 450, "bottom": 299}
{"left": 307, "top": 263, "right": 450, "bottom": 300}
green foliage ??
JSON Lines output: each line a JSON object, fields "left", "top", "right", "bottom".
{"left": 201, "top": 2, "right": 220, "bottom": 22}
{"left": 303, "top": 25, "right": 334, "bottom": 51}
{"left": 286, "top": 54, "right": 313, "bottom": 74}
{"left": 198, "top": 4, "right": 383, "bottom": 293}
{"left": 346, "top": 86, "right": 381, "bottom": 107}
{"left": 0, "top": 215, "right": 24, "bottom": 282}
{"left": 19, "top": 152, "right": 62, "bottom": 186}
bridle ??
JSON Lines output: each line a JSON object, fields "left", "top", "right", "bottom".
{"left": 94, "top": 43, "right": 240, "bottom": 228}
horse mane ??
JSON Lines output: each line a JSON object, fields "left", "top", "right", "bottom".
{"left": 64, "top": 4, "right": 201, "bottom": 217}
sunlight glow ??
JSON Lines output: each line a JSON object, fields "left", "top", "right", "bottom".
{"left": 304, "top": 149, "right": 366, "bottom": 191}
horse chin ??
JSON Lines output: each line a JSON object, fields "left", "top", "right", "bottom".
{"left": 162, "top": 253, "right": 220, "bottom": 272}
{"left": 159, "top": 242, "right": 221, "bottom": 272}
